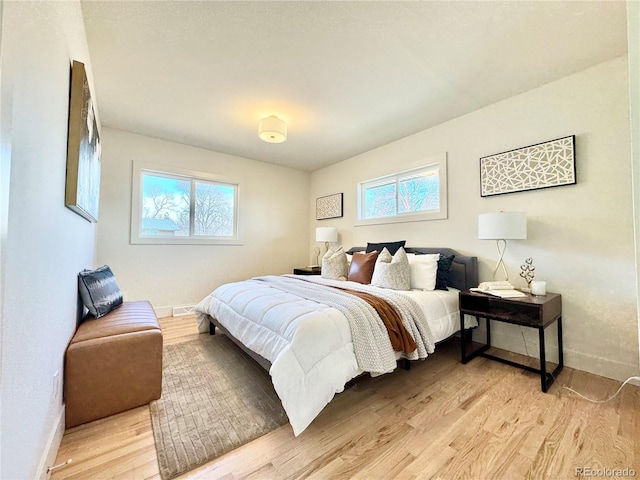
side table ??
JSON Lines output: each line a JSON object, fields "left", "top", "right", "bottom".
{"left": 293, "top": 267, "right": 321, "bottom": 275}
{"left": 459, "top": 290, "right": 563, "bottom": 392}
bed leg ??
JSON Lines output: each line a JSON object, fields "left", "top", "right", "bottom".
{"left": 209, "top": 321, "right": 216, "bottom": 335}
{"left": 403, "top": 359, "right": 411, "bottom": 371}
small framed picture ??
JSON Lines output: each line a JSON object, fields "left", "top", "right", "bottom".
{"left": 316, "top": 193, "right": 343, "bottom": 220}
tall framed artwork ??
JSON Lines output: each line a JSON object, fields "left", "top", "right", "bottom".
{"left": 65, "top": 60, "right": 101, "bottom": 222}
{"left": 480, "top": 135, "right": 576, "bottom": 197}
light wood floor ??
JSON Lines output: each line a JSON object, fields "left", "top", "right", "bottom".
{"left": 52, "top": 315, "right": 640, "bottom": 480}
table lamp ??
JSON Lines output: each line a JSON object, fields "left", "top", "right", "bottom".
{"left": 478, "top": 212, "right": 527, "bottom": 281}
{"left": 314, "top": 227, "right": 338, "bottom": 266}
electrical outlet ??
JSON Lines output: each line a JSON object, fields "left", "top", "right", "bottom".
{"left": 53, "top": 371, "right": 60, "bottom": 401}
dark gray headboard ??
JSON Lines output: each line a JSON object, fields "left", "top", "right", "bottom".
{"left": 346, "top": 247, "right": 477, "bottom": 291}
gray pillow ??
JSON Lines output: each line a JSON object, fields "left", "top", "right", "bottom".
{"left": 371, "top": 247, "right": 411, "bottom": 290}
{"left": 78, "top": 265, "right": 123, "bottom": 318}
{"left": 321, "top": 246, "right": 348, "bottom": 281}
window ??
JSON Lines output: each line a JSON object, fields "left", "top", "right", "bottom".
{"left": 357, "top": 155, "right": 447, "bottom": 225}
{"left": 131, "top": 162, "right": 240, "bottom": 245}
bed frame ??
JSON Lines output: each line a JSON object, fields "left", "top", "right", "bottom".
{"left": 208, "top": 248, "right": 478, "bottom": 372}
{"left": 209, "top": 316, "right": 272, "bottom": 371}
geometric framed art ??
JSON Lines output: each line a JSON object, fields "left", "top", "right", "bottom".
{"left": 65, "top": 60, "right": 102, "bottom": 222}
{"left": 480, "top": 135, "right": 575, "bottom": 197}
{"left": 316, "top": 193, "right": 343, "bottom": 220}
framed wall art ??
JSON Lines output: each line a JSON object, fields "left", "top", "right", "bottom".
{"left": 65, "top": 60, "right": 102, "bottom": 222}
{"left": 480, "top": 135, "right": 576, "bottom": 197}
{"left": 316, "top": 193, "right": 343, "bottom": 220}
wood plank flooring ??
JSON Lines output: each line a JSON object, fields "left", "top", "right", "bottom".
{"left": 52, "top": 315, "right": 640, "bottom": 479}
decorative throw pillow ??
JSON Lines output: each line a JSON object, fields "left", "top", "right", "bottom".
{"left": 321, "top": 246, "right": 349, "bottom": 281}
{"left": 407, "top": 253, "right": 440, "bottom": 290}
{"left": 435, "top": 254, "right": 455, "bottom": 290}
{"left": 377, "top": 247, "right": 393, "bottom": 263}
{"left": 371, "top": 247, "right": 411, "bottom": 290}
{"left": 347, "top": 251, "right": 379, "bottom": 284}
{"left": 346, "top": 249, "right": 365, "bottom": 264}
{"left": 78, "top": 265, "right": 123, "bottom": 318}
{"left": 365, "top": 240, "right": 407, "bottom": 256}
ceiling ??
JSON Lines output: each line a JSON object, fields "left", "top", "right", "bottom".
{"left": 81, "top": 1, "right": 628, "bottom": 172}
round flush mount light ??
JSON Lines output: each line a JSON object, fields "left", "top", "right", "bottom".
{"left": 258, "top": 115, "right": 287, "bottom": 143}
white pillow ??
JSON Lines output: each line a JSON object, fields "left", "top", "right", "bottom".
{"left": 321, "top": 246, "right": 348, "bottom": 281}
{"left": 407, "top": 253, "right": 440, "bottom": 290}
{"left": 371, "top": 247, "right": 411, "bottom": 290}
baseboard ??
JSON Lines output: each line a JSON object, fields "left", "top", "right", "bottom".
{"left": 36, "top": 406, "right": 65, "bottom": 480}
{"left": 154, "top": 304, "right": 197, "bottom": 319}
{"left": 561, "top": 350, "right": 640, "bottom": 384}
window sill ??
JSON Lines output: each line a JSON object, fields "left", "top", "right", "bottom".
{"left": 355, "top": 210, "right": 447, "bottom": 227}
{"left": 130, "top": 237, "right": 243, "bottom": 246}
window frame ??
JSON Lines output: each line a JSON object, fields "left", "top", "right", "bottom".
{"left": 130, "top": 161, "right": 242, "bottom": 245}
{"left": 356, "top": 154, "right": 448, "bottom": 226}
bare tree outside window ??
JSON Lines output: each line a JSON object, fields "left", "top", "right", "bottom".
{"left": 364, "top": 182, "right": 396, "bottom": 219}
{"left": 140, "top": 172, "right": 237, "bottom": 239}
{"left": 361, "top": 163, "right": 442, "bottom": 221}
{"left": 142, "top": 184, "right": 188, "bottom": 220}
{"left": 398, "top": 172, "right": 439, "bottom": 214}
{"left": 194, "top": 182, "right": 234, "bottom": 236}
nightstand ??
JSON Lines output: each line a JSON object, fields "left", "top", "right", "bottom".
{"left": 459, "top": 290, "right": 563, "bottom": 392}
{"left": 293, "top": 267, "right": 321, "bottom": 275}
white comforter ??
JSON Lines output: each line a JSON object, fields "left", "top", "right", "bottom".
{"left": 195, "top": 275, "right": 462, "bottom": 435}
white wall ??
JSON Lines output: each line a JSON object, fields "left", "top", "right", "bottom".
{"left": 629, "top": 0, "right": 640, "bottom": 368}
{"left": 97, "top": 128, "right": 310, "bottom": 314}
{"left": 0, "top": 1, "right": 97, "bottom": 479}
{"left": 310, "top": 56, "right": 638, "bottom": 382}
{"left": 0, "top": 1, "right": 6, "bottom": 474}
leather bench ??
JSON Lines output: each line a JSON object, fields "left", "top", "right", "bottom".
{"left": 65, "top": 301, "right": 163, "bottom": 428}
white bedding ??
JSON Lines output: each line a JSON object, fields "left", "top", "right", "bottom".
{"left": 195, "top": 275, "right": 468, "bottom": 436}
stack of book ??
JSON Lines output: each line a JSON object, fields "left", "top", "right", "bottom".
{"left": 469, "top": 281, "right": 526, "bottom": 298}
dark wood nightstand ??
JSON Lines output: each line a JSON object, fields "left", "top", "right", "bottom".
{"left": 459, "top": 290, "right": 563, "bottom": 392}
{"left": 293, "top": 267, "right": 321, "bottom": 275}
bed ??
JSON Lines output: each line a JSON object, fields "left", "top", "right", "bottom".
{"left": 195, "top": 247, "right": 477, "bottom": 435}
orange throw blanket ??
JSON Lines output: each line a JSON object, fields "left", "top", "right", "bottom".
{"left": 332, "top": 286, "right": 417, "bottom": 354}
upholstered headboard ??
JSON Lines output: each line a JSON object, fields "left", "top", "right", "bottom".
{"left": 346, "top": 246, "right": 477, "bottom": 291}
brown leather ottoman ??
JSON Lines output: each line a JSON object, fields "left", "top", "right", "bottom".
{"left": 65, "top": 301, "right": 163, "bottom": 428}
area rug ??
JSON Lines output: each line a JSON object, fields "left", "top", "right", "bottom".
{"left": 149, "top": 334, "right": 288, "bottom": 480}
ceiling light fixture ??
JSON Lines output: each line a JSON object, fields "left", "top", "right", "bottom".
{"left": 258, "top": 115, "right": 287, "bottom": 143}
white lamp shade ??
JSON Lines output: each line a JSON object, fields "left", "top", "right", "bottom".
{"left": 316, "top": 227, "right": 338, "bottom": 243}
{"left": 258, "top": 115, "right": 287, "bottom": 143}
{"left": 478, "top": 212, "right": 527, "bottom": 240}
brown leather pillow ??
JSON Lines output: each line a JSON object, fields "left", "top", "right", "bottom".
{"left": 348, "top": 251, "right": 379, "bottom": 284}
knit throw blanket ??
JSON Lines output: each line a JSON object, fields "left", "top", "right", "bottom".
{"left": 254, "top": 275, "right": 436, "bottom": 376}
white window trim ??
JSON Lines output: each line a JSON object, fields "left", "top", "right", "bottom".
{"left": 356, "top": 153, "right": 448, "bottom": 227}
{"left": 130, "top": 160, "right": 242, "bottom": 245}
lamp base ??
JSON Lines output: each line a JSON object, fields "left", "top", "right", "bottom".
{"left": 492, "top": 239, "right": 510, "bottom": 281}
